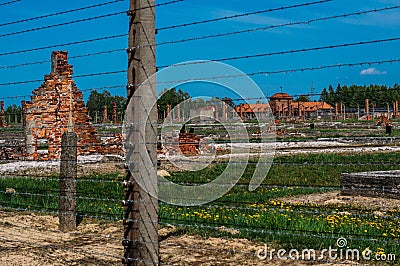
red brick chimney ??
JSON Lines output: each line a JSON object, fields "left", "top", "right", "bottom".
{"left": 103, "top": 105, "right": 108, "bottom": 123}
{"left": 51, "top": 51, "right": 72, "bottom": 77}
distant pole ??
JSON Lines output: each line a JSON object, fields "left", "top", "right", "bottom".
{"left": 22, "top": 101, "right": 26, "bottom": 128}
{"left": 335, "top": 103, "right": 338, "bottom": 120}
{"left": 95, "top": 111, "right": 98, "bottom": 124}
{"left": 0, "top": 101, "right": 4, "bottom": 127}
{"left": 386, "top": 102, "right": 390, "bottom": 118}
{"left": 103, "top": 105, "right": 108, "bottom": 123}
{"left": 343, "top": 104, "right": 346, "bottom": 121}
{"left": 124, "top": 0, "right": 158, "bottom": 265}
{"left": 113, "top": 101, "right": 117, "bottom": 124}
{"left": 59, "top": 132, "right": 77, "bottom": 232}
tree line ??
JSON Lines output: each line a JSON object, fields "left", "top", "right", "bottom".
{"left": 319, "top": 84, "right": 400, "bottom": 108}
{"left": 2, "top": 104, "right": 22, "bottom": 123}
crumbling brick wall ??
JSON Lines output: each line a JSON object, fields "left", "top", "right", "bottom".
{"left": 179, "top": 133, "right": 200, "bottom": 155}
{"left": 24, "top": 51, "right": 120, "bottom": 160}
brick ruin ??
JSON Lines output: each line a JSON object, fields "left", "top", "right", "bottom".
{"left": 25, "top": 51, "right": 122, "bottom": 160}
{"left": 179, "top": 132, "right": 200, "bottom": 155}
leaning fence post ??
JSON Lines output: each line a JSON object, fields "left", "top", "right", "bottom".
{"left": 59, "top": 131, "right": 77, "bottom": 232}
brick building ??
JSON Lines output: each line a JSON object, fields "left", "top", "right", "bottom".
{"left": 24, "top": 51, "right": 102, "bottom": 160}
{"left": 234, "top": 92, "right": 333, "bottom": 120}
{"left": 269, "top": 93, "right": 293, "bottom": 117}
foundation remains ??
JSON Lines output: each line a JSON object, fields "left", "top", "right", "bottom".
{"left": 341, "top": 170, "right": 400, "bottom": 199}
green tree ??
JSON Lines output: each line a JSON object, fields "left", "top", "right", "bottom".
{"left": 319, "top": 88, "right": 329, "bottom": 103}
{"left": 86, "top": 90, "right": 127, "bottom": 122}
{"left": 4, "top": 104, "right": 22, "bottom": 124}
{"left": 294, "top": 95, "right": 311, "bottom": 102}
{"left": 157, "top": 88, "right": 190, "bottom": 119}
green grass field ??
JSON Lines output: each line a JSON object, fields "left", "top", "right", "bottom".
{"left": 1, "top": 152, "right": 400, "bottom": 262}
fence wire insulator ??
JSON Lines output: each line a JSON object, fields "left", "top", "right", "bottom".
{"left": 122, "top": 219, "right": 135, "bottom": 226}
{"left": 122, "top": 239, "right": 134, "bottom": 247}
{"left": 123, "top": 180, "right": 135, "bottom": 187}
{"left": 126, "top": 10, "right": 136, "bottom": 16}
{"left": 122, "top": 200, "right": 134, "bottom": 207}
{"left": 126, "top": 83, "right": 135, "bottom": 90}
{"left": 126, "top": 47, "right": 136, "bottom": 54}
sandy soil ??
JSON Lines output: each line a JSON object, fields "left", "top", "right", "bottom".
{"left": 280, "top": 191, "right": 400, "bottom": 212}
{"left": 0, "top": 210, "right": 362, "bottom": 266}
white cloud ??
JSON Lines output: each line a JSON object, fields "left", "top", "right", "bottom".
{"left": 360, "top": 68, "right": 387, "bottom": 75}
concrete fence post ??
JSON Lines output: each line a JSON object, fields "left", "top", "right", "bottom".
{"left": 59, "top": 131, "right": 77, "bottom": 232}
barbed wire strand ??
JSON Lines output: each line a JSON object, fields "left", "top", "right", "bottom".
{"left": 3, "top": 35, "right": 399, "bottom": 71}
{"left": 1, "top": 58, "right": 400, "bottom": 87}
{"left": 0, "top": 236, "right": 123, "bottom": 260}
{"left": 157, "top": 0, "right": 333, "bottom": 31}
{"left": 0, "top": 0, "right": 20, "bottom": 7}
{"left": 132, "top": 5, "right": 400, "bottom": 49}
{"left": 0, "top": 11, "right": 127, "bottom": 38}
{"left": 0, "top": 34, "right": 126, "bottom": 57}
{"left": 158, "top": 36, "right": 400, "bottom": 69}
{"left": 0, "top": 0, "right": 123, "bottom": 27}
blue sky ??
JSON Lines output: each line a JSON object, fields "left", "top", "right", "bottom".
{"left": 0, "top": 0, "right": 399, "bottom": 106}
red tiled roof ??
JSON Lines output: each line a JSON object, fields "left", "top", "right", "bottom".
{"left": 235, "top": 103, "right": 270, "bottom": 113}
{"left": 270, "top": 93, "right": 293, "bottom": 100}
{"left": 290, "top": 101, "right": 333, "bottom": 111}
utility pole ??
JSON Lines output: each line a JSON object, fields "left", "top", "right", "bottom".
{"left": 310, "top": 81, "right": 315, "bottom": 101}
{"left": 124, "top": 0, "right": 158, "bottom": 265}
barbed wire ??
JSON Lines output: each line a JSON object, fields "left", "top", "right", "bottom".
{"left": 157, "top": 0, "right": 333, "bottom": 31}
{"left": 0, "top": 48, "right": 126, "bottom": 70}
{"left": 1, "top": 187, "right": 398, "bottom": 219}
{"left": 159, "top": 202, "right": 400, "bottom": 219}
{"left": 2, "top": 57, "right": 400, "bottom": 88}
{"left": 0, "top": 0, "right": 183, "bottom": 28}
{"left": 0, "top": 0, "right": 124, "bottom": 27}
{"left": 0, "top": 11, "right": 127, "bottom": 38}
{"left": 0, "top": 0, "right": 20, "bottom": 7}
{"left": 1, "top": 5, "right": 397, "bottom": 59}
{"left": 0, "top": 204, "right": 122, "bottom": 221}
{"left": 0, "top": 236, "right": 122, "bottom": 260}
{"left": 158, "top": 36, "right": 400, "bottom": 69}
{"left": 0, "top": 174, "right": 123, "bottom": 183}
{"left": 0, "top": 69, "right": 126, "bottom": 86}
{"left": 0, "top": 190, "right": 122, "bottom": 203}
{"left": 0, "top": 218, "right": 123, "bottom": 241}
{"left": 153, "top": 58, "right": 400, "bottom": 86}
{"left": 0, "top": 84, "right": 125, "bottom": 100}
{"left": 158, "top": 221, "right": 399, "bottom": 243}
{"left": 0, "top": 33, "right": 126, "bottom": 57}
{"left": 0, "top": 82, "right": 398, "bottom": 102}
{"left": 3, "top": 34, "right": 399, "bottom": 73}
{"left": 133, "top": 5, "right": 400, "bottom": 49}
